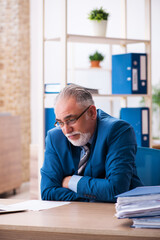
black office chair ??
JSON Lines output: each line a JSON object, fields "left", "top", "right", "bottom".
{"left": 135, "top": 146, "right": 160, "bottom": 186}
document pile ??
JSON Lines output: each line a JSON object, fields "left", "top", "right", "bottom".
{"left": 115, "top": 186, "right": 160, "bottom": 228}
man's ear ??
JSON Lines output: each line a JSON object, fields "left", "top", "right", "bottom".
{"left": 89, "top": 105, "right": 97, "bottom": 119}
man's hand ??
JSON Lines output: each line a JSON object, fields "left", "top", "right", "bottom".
{"left": 62, "top": 176, "right": 72, "bottom": 188}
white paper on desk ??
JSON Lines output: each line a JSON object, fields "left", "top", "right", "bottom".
{"left": 0, "top": 204, "right": 7, "bottom": 209}
{"left": 0, "top": 204, "right": 9, "bottom": 211}
{"left": 0, "top": 203, "right": 28, "bottom": 214}
{"left": 6, "top": 200, "right": 70, "bottom": 211}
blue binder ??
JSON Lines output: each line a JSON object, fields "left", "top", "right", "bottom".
{"left": 120, "top": 107, "right": 150, "bottom": 147}
{"left": 116, "top": 185, "right": 160, "bottom": 198}
{"left": 112, "top": 53, "right": 147, "bottom": 94}
{"left": 45, "top": 108, "right": 56, "bottom": 138}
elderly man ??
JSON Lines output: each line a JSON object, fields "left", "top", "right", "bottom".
{"left": 41, "top": 84, "right": 142, "bottom": 202}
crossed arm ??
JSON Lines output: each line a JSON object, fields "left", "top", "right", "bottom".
{"left": 41, "top": 158, "right": 135, "bottom": 203}
{"left": 41, "top": 130, "right": 138, "bottom": 202}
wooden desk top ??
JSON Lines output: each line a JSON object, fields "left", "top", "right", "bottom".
{"left": 0, "top": 199, "right": 160, "bottom": 240}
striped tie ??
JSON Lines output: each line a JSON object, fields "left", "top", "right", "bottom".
{"left": 78, "top": 144, "right": 90, "bottom": 176}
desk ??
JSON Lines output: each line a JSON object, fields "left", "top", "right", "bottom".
{"left": 0, "top": 199, "right": 160, "bottom": 240}
{"left": 0, "top": 116, "right": 22, "bottom": 194}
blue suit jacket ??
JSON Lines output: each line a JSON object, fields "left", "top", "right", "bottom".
{"left": 41, "top": 109, "right": 142, "bottom": 202}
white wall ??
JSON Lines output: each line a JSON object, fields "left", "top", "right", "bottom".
{"left": 151, "top": 0, "right": 160, "bottom": 138}
{"left": 152, "top": 0, "right": 160, "bottom": 85}
{"left": 30, "top": 0, "right": 43, "bottom": 145}
{"left": 30, "top": 0, "right": 160, "bottom": 144}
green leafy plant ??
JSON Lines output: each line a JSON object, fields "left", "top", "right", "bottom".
{"left": 89, "top": 51, "right": 104, "bottom": 61}
{"left": 152, "top": 83, "right": 160, "bottom": 139}
{"left": 141, "top": 83, "right": 160, "bottom": 109}
{"left": 152, "top": 84, "right": 160, "bottom": 109}
{"left": 88, "top": 7, "right": 109, "bottom": 22}
{"left": 140, "top": 83, "right": 160, "bottom": 139}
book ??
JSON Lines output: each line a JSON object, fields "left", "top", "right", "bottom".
{"left": 44, "top": 83, "right": 99, "bottom": 94}
{"left": 44, "top": 83, "right": 60, "bottom": 94}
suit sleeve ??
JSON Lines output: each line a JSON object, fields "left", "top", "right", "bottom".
{"left": 76, "top": 122, "right": 139, "bottom": 203}
{"left": 40, "top": 132, "right": 85, "bottom": 201}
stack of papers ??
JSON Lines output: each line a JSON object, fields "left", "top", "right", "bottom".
{"left": 132, "top": 216, "right": 160, "bottom": 229}
{"left": 115, "top": 186, "right": 160, "bottom": 228}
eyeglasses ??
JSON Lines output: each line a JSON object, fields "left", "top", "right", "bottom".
{"left": 54, "top": 105, "right": 91, "bottom": 128}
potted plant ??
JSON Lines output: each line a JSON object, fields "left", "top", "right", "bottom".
{"left": 89, "top": 51, "right": 104, "bottom": 68}
{"left": 88, "top": 7, "right": 109, "bottom": 37}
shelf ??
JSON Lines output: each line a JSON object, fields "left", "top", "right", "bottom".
{"left": 42, "top": 0, "right": 152, "bottom": 151}
{"left": 85, "top": 94, "right": 151, "bottom": 98}
{"left": 44, "top": 34, "right": 150, "bottom": 45}
{"left": 68, "top": 67, "right": 111, "bottom": 72}
{"left": 45, "top": 93, "right": 151, "bottom": 98}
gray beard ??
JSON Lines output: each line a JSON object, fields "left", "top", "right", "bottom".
{"left": 65, "top": 131, "right": 91, "bottom": 146}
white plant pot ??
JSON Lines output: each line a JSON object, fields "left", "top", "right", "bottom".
{"left": 91, "top": 20, "right": 108, "bottom": 37}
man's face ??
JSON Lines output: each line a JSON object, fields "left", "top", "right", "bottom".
{"left": 55, "top": 97, "right": 97, "bottom": 146}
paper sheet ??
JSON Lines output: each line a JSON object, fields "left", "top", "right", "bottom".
{"left": 0, "top": 200, "right": 70, "bottom": 213}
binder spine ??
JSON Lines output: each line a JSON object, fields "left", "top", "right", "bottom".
{"left": 141, "top": 108, "right": 150, "bottom": 147}
{"left": 131, "top": 54, "right": 147, "bottom": 94}
{"left": 139, "top": 54, "right": 147, "bottom": 94}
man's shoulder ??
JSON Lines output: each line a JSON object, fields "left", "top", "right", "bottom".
{"left": 47, "top": 127, "right": 64, "bottom": 139}
{"left": 97, "top": 109, "right": 133, "bottom": 137}
{"left": 97, "top": 109, "right": 136, "bottom": 145}
{"left": 97, "top": 109, "right": 128, "bottom": 127}
{"left": 45, "top": 127, "right": 69, "bottom": 149}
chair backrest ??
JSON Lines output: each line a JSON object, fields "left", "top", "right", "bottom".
{"left": 135, "top": 147, "right": 160, "bottom": 186}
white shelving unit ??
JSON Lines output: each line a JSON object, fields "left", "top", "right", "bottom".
{"left": 39, "top": 0, "right": 152, "bottom": 168}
